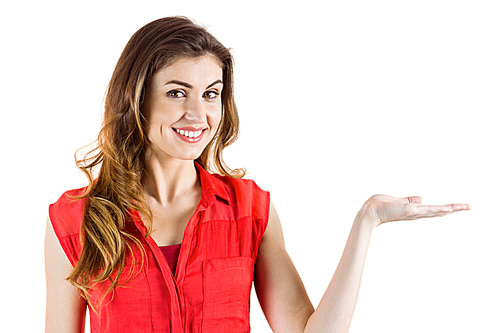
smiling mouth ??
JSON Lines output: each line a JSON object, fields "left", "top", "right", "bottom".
{"left": 174, "top": 128, "right": 204, "bottom": 138}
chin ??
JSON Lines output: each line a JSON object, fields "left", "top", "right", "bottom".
{"left": 175, "top": 150, "right": 205, "bottom": 162}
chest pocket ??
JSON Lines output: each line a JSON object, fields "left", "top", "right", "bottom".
{"left": 201, "top": 256, "right": 254, "bottom": 333}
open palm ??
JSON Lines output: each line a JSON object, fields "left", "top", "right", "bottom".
{"left": 360, "top": 194, "right": 470, "bottom": 227}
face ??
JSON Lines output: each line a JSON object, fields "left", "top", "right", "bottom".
{"left": 142, "top": 55, "right": 223, "bottom": 163}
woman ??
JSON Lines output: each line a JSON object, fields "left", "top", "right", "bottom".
{"left": 45, "top": 17, "right": 470, "bottom": 333}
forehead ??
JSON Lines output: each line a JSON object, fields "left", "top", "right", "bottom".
{"left": 152, "top": 55, "right": 223, "bottom": 85}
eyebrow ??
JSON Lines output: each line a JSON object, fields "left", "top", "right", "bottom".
{"left": 165, "top": 79, "right": 223, "bottom": 89}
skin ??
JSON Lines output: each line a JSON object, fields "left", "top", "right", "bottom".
{"left": 140, "top": 55, "right": 223, "bottom": 246}
{"left": 45, "top": 217, "right": 87, "bottom": 332}
{"left": 45, "top": 55, "right": 470, "bottom": 332}
{"left": 256, "top": 195, "right": 469, "bottom": 333}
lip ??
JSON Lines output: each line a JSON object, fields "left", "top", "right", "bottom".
{"left": 172, "top": 126, "right": 207, "bottom": 143}
{"left": 174, "top": 126, "right": 206, "bottom": 131}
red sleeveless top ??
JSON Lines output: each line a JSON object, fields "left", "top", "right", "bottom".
{"left": 49, "top": 163, "right": 270, "bottom": 333}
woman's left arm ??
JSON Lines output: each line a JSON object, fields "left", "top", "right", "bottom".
{"left": 254, "top": 202, "right": 314, "bottom": 332}
{"left": 254, "top": 196, "right": 470, "bottom": 333}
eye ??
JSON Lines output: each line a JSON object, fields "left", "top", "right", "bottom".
{"left": 166, "top": 90, "right": 186, "bottom": 98}
{"left": 203, "top": 90, "right": 220, "bottom": 100}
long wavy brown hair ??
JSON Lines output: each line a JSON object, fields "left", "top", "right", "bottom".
{"left": 69, "top": 16, "right": 244, "bottom": 308}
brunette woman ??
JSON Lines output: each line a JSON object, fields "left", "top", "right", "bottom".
{"left": 45, "top": 16, "right": 470, "bottom": 333}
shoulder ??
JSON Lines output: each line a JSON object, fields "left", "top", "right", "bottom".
{"left": 216, "top": 174, "right": 268, "bottom": 196}
{"left": 213, "top": 174, "right": 269, "bottom": 203}
{"left": 49, "top": 187, "right": 88, "bottom": 238}
{"left": 212, "top": 174, "right": 271, "bottom": 221}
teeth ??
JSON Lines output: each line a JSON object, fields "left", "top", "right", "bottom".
{"left": 175, "top": 129, "right": 203, "bottom": 138}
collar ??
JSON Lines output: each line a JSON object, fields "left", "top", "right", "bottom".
{"left": 130, "top": 163, "right": 231, "bottom": 235}
{"left": 195, "top": 162, "right": 231, "bottom": 208}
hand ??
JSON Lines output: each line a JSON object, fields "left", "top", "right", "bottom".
{"left": 359, "top": 194, "right": 471, "bottom": 228}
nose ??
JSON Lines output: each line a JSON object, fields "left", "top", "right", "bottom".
{"left": 184, "top": 97, "right": 206, "bottom": 123}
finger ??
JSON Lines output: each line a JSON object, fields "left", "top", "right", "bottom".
{"left": 413, "top": 203, "right": 469, "bottom": 219}
{"left": 397, "top": 196, "right": 422, "bottom": 204}
{"left": 404, "top": 205, "right": 448, "bottom": 220}
{"left": 432, "top": 203, "right": 470, "bottom": 212}
{"left": 406, "top": 196, "right": 422, "bottom": 204}
{"left": 450, "top": 203, "right": 471, "bottom": 211}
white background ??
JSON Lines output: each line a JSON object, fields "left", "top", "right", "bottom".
{"left": 1, "top": 0, "right": 499, "bottom": 332}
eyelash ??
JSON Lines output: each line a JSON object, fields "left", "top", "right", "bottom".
{"left": 166, "top": 90, "right": 186, "bottom": 98}
{"left": 204, "top": 91, "right": 220, "bottom": 100}
{"left": 166, "top": 90, "right": 220, "bottom": 100}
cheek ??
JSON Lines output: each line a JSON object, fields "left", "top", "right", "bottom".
{"left": 213, "top": 112, "right": 222, "bottom": 129}
{"left": 145, "top": 115, "right": 163, "bottom": 137}
{"left": 147, "top": 105, "right": 180, "bottom": 129}
{"left": 210, "top": 104, "right": 222, "bottom": 129}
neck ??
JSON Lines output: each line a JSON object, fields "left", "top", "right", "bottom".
{"left": 142, "top": 156, "right": 200, "bottom": 206}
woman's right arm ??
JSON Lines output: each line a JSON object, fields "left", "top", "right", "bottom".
{"left": 45, "top": 216, "right": 87, "bottom": 333}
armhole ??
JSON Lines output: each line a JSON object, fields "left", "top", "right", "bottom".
{"left": 48, "top": 203, "right": 64, "bottom": 249}
{"left": 48, "top": 203, "right": 82, "bottom": 267}
{"left": 255, "top": 189, "right": 272, "bottom": 256}
{"left": 263, "top": 191, "right": 271, "bottom": 236}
